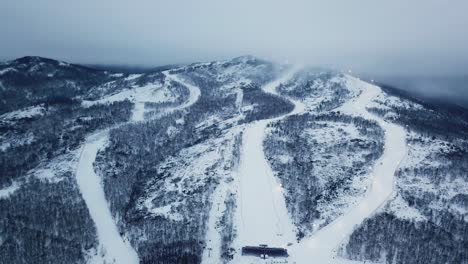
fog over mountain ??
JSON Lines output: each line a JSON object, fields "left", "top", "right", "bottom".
{"left": 372, "top": 75, "right": 468, "bottom": 109}
{"left": 1, "top": 2, "right": 468, "bottom": 263}
{"left": 1, "top": 0, "right": 468, "bottom": 75}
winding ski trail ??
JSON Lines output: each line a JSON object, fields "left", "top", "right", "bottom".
{"left": 231, "top": 66, "right": 305, "bottom": 263}
{"left": 289, "top": 76, "right": 407, "bottom": 263}
{"left": 76, "top": 71, "right": 200, "bottom": 264}
{"left": 229, "top": 71, "right": 407, "bottom": 263}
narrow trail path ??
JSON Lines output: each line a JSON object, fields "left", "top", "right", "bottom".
{"left": 232, "top": 66, "right": 305, "bottom": 263}
{"left": 289, "top": 77, "right": 407, "bottom": 263}
{"left": 76, "top": 132, "right": 139, "bottom": 264}
{"left": 75, "top": 71, "right": 200, "bottom": 264}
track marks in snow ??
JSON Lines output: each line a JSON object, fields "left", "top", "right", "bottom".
{"left": 231, "top": 66, "right": 304, "bottom": 263}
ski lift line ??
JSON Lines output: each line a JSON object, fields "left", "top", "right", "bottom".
{"left": 238, "top": 130, "right": 247, "bottom": 230}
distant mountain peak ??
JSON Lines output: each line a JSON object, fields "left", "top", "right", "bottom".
{"left": 14, "top": 56, "right": 57, "bottom": 65}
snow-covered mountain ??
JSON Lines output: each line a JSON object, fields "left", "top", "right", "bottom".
{"left": 0, "top": 56, "right": 467, "bottom": 264}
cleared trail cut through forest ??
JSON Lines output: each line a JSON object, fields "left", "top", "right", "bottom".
{"left": 75, "top": 71, "right": 200, "bottom": 264}
{"left": 289, "top": 77, "right": 408, "bottom": 264}
{"left": 232, "top": 66, "right": 305, "bottom": 263}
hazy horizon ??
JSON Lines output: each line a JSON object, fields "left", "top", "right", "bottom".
{"left": 2, "top": 0, "right": 468, "bottom": 76}
{"left": 2, "top": 0, "right": 467, "bottom": 107}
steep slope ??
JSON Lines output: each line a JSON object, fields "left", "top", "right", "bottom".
{"left": 93, "top": 56, "right": 293, "bottom": 263}
{"left": 288, "top": 77, "right": 407, "bottom": 263}
{"left": 75, "top": 69, "right": 200, "bottom": 264}
{"left": 0, "top": 57, "right": 177, "bottom": 264}
{"left": 265, "top": 71, "right": 385, "bottom": 238}
{"left": 343, "top": 84, "right": 468, "bottom": 264}
{"left": 230, "top": 67, "right": 301, "bottom": 263}
{"left": 1, "top": 55, "right": 466, "bottom": 264}
{"left": 76, "top": 132, "right": 139, "bottom": 264}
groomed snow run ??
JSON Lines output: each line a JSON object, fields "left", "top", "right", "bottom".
{"left": 76, "top": 132, "right": 139, "bottom": 264}
{"left": 231, "top": 66, "right": 305, "bottom": 263}
{"left": 76, "top": 70, "right": 201, "bottom": 264}
{"left": 162, "top": 71, "right": 201, "bottom": 113}
{"left": 201, "top": 182, "right": 229, "bottom": 264}
{"left": 288, "top": 76, "right": 407, "bottom": 263}
{"left": 133, "top": 71, "right": 201, "bottom": 121}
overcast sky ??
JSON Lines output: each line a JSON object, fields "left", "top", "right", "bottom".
{"left": 1, "top": 0, "right": 468, "bottom": 75}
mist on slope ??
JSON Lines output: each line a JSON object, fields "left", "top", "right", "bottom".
{"left": 1, "top": 0, "right": 467, "bottom": 108}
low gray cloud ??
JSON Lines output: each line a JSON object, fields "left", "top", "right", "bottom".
{"left": 1, "top": 0, "right": 468, "bottom": 76}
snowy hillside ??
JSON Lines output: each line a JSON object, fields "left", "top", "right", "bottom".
{"left": 1, "top": 56, "right": 467, "bottom": 264}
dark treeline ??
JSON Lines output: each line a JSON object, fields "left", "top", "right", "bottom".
{"left": 220, "top": 192, "right": 237, "bottom": 263}
{"left": 346, "top": 213, "right": 468, "bottom": 264}
{"left": 143, "top": 79, "right": 191, "bottom": 119}
{"left": 0, "top": 99, "right": 132, "bottom": 263}
{"left": 0, "top": 177, "right": 97, "bottom": 264}
{"left": 241, "top": 84, "right": 295, "bottom": 122}
{"left": 277, "top": 69, "right": 351, "bottom": 112}
{"left": 96, "top": 59, "right": 284, "bottom": 263}
{"left": 86, "top": 72, "right": 168, "bottom": 101}
{"left": 346, "top": 89, "right": 468, "bottom": 263}
{"left": 96, "top": 61, "right": 266, "bottom": 263}
{"left": 0, "top": 56, "right": 119, "bottom": 114}
{"left": 97, "top": 101, "right": 223, "bottom": 262}
{"left": 264, "top": 112, "right": 384, "bottom": 239}
{"left": 0, "top": 100, "right": 132, "bottom": 186}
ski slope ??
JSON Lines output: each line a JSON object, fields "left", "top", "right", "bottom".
{"left": 288, "top": 76, "right": 407, "bottom": 263}
{"left": 163, "top": 71, "right": 201, "bottom": 112}
{"left": 76, "top": 132, "right": 139, "bottom": 264}
{"left": 76, "top": 71, "right": 201, "bottom": 264}
{"left": 231, "top": 66, "right": 305, "bottom": 263}
{"left": 202, "top": 181, "right": 230, "bottom": 264}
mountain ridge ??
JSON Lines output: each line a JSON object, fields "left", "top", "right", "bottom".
{"left": 1, "top": 56, "right": 467, "bottom": 264}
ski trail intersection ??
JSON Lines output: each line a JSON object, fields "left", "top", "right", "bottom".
{"left": 229, "top": 69, "right": 407, "bottom": 264}
{"left": 76, "top": 71, "right": 200, "bottom": 264}
{"left": 76, "top": 66, "right": 406, "bottom": 264}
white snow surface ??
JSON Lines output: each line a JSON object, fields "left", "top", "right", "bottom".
{"left": 231, "top": 66, "right": 304, "bottom": 263}
{"left": 76, "top": 69, "right": 202, "bottom": 264}
{"left": 385, "top": 194, "right": 426, "bottom": 222}
{"left": 367, "top": 93, "right": 468, "bottom": 221}
{"left": 298, "top": 121, "right": 376, "bottom": 229}
{"left": 0, "top": 67, "right": 17, "bottom": 75}
{"left": 82, "top": 70, "right": 200, "bottom": 122}
{"left": 32, "top": 149, "right": 81, "bottom": 183}
{"left": 76, "top": 132, "right": 139, "bottom": 264}
{"left": 192, "top": 129, "right": 241, "bottom": 264}
{"left": 0, "top": 182, "right": 20, "bottom": 199}
{"left": 227, "top": 73, "right": 406, "bottom": 263}
{"left": 286, "top": 76, "right": 407, "bottom": 263}
{"left": 202, "top": 181, "right": 232, "bottom": 264}
{"left": 163, "top": 71, "right": 201, "bottom": 113}
{"left": 82, "top": 82, "right": 173, "bottom": 112}
{"left": 0, "top": 105, "right": 45, "bottom": 121}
